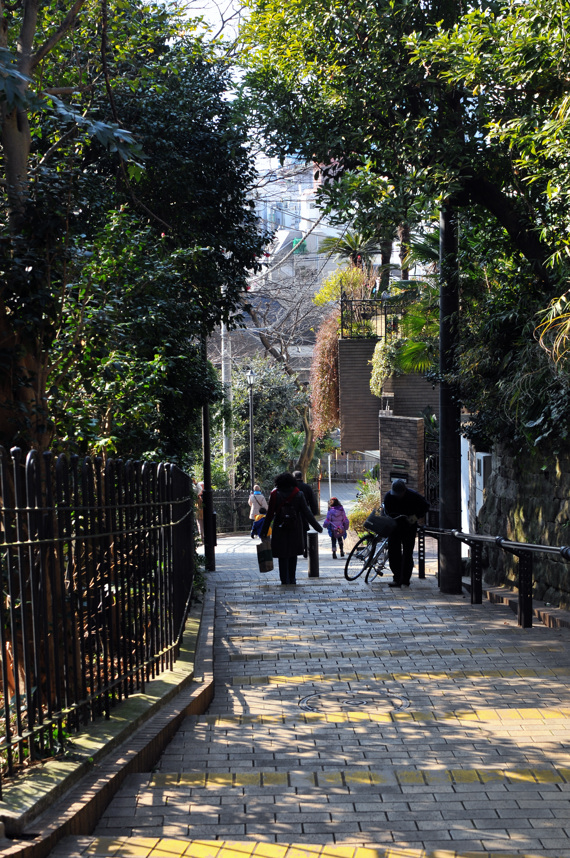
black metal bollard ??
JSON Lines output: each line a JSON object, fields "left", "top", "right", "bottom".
{"left": 308, "top": 532, "right": 320, "bottom": 577}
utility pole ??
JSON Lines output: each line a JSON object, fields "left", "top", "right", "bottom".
{"left": 246, "top": 369, "right": 256, "bottom": 492}
{"left": 221, "top": 320, "right": 235, "bottom": 489}
{"left": 438, "top": 204, "right": 462, "bottom": 593}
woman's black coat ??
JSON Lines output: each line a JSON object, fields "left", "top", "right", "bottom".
{"left": 261, "top": 487, "right": 322, "bottom": 558}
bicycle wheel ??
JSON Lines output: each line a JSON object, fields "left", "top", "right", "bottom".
{"left": 365, "top": 539, "right": 389, "bottom": 583}
{"left": 344, "top": 534, "right": 376, "bottom": 581}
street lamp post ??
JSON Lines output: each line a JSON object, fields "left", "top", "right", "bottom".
{"left": 246, "top": 369, "right": 256, "bottom": 492}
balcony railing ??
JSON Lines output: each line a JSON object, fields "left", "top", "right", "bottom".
{"left": 340, "top": 289, "right": 421, "bottom": 340}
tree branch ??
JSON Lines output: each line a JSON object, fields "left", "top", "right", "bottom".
{"left": 30, "top": 0, "right": 86, "bottom": 71}
{"left": 460, "top": 175, "right": 552, "bottom": 286}
{"left": 36, "top": 123, "right": 78, "bottom": 166}
{"left": 43, "top": 85, "right": 95, "bottom": 95}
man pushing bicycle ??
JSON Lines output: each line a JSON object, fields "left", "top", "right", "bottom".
{"left": 383, "top": 479, "right": 430, "bottom": 588}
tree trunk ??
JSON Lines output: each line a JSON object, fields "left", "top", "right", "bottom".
{"left": 0, "top": 0, "right": 88, "bottom": 451}
{"left": 295, "top": 407, "right": 316, "bottom": 481}
{"left": 379, "top": 235, "right": 393, "bottom": 290}
{"left": 397, "top": 222, "right": 410, "bottom": 280}
{"left": 0, "top": 308, "right": 51, "bottom": 449}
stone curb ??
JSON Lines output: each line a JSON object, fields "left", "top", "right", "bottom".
{"left": 0, "top": 602, "right": 200, "bottom": 832}
{"left": 0, "top": 585, "right": 216, "bottom": 858}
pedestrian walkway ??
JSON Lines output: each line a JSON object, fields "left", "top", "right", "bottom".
{"left": 319, "top": 480, "right": 362, "bottom": 511}
{"left": 50, "top": 518, "right": 570, "bottom": 858}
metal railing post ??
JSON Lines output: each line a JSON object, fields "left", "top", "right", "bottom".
{"left": 496, "top": 537, "right": 533, "bottom": 628}
{"left": 518, "top": 552, "right": 533, "bottom": 628}
{"left": 418, "top": 526, "right": 425, "bottom": 579}
{"left": 471, "top": 541, "right": 483, "bottom": 604}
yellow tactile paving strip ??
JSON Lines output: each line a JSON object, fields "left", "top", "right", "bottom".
{"left": 229, "top": 667, "right": 570, "bottom": 686}
{"left": 195, "top": 705, "right": 570, "bottom": 725}
{"left": 148, "top": 766, "right": 570, "bottom": 789}
{"left": 83, "top": 838, "right": 545, "bottom": 858}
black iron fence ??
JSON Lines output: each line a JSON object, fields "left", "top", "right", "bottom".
{"left": 340, "top": 298, "right": 386, "bottom": 339}
{"left": 0, "top": 447, "right": 194, "bottom": 795}
{"left": 213, "top": 489, "right": 252, "bottom": 533}
{"left": 418, "top": 525, "right": 570, "bottom": 628}
{"left": 340, "top": 292, "right": 422, "bottom": 340}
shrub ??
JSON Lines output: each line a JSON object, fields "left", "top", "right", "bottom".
{"left": 348, "top": 487, "right": 382, "bottom": 533}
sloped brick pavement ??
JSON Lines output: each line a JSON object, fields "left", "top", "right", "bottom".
{"left": 49, "top": 489, "right": 570, "bottom": 858}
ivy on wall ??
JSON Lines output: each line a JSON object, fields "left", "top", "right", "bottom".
{"left": 310, "top": 311, "right": 340, "bottom": 438}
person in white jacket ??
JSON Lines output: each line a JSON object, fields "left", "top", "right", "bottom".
{"left": 248, "top": 484, "right": 267, "bottom": 520}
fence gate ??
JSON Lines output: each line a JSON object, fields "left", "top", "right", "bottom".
{"left": 425, "top": 439, "right": 439, "bottom": 526}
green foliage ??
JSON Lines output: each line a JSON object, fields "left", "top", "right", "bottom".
{"left": 369, "top": 340, "right": 400, "bottom": 398}
{"left": 538, "top": 292, "right": 570, "bottom": 364}
{"left": 0, "top": 0, "right": 267, "bottom": 456}
{"left": 318, "top": 230, "right": 382, "bottom": 269}
{"left": 313, "top": 267, "right": 375, "bottom": 307}
{"left": 369, "top": 278, "right": 440, "bottom": 397}
{"left": 348, "top": 480, "right": 383, "bottom": 534}
{"left": 228, "top": 357, "right": 309, "bottom": 488}
{"left": 240, "top": 0, "right": 570, "bottom": 455}
{"left": 50, "top": 213, "right": 224, "bottom": 464}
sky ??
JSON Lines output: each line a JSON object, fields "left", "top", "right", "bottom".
{"left": 188, "top": 0, "right": 243, "bottom": 38}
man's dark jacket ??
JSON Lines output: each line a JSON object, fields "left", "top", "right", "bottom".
{"left": 383, "top": 487, "right": 429, "bottom": 520}
{"left": 295, "top": 478, "right": 318, "bottom": 516}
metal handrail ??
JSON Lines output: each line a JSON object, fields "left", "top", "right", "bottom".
{"left": 420, "top": 525, "right": 570, "bottom": 629}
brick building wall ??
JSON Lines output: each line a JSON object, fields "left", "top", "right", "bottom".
{"left": 382, "top": 373, "right": 440, "bottom": 420}
{"left": 338, "top": 339, "right": 379, "bottom": 451}
{"left": 338, "top": 341, "right": 438, "bottom": 488}
{"left": 378, "top": 414, "right": 425, "bottom": 500}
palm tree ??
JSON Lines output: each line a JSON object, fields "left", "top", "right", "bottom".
{"left": 318, "top": 230, "right": 382, "bottom": 269}
{"left": 537, "top": 291, "right": 570, "bottom": 363}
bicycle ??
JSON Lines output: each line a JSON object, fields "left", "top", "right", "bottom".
{"left": 344, "top": 510, "right": 405, "bottom": 583}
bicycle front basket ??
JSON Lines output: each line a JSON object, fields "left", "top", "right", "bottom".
{"left": 363, "top": 510, "right": 397, "bottom": 537}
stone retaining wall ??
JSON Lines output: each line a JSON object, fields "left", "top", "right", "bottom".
{"left": 478, "top": 445, "right": 570, "bottom": 607}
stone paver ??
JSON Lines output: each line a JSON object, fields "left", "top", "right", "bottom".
{"left": 49, "top": 484, "right": 570, "bottom": 857}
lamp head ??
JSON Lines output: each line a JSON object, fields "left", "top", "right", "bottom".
{"left": 246, "top": 368, "right": 256, "bottom": 387}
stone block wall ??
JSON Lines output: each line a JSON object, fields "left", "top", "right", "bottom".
{"left": 478, "top": 445, "right": 570, "bottom": 607}
{"left": 378, "top": 414, "right": 425, "bottom": 500}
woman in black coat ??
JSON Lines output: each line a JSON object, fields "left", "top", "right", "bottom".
{"left": 261, "top": 472, "right": 323, "bottom": 585}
